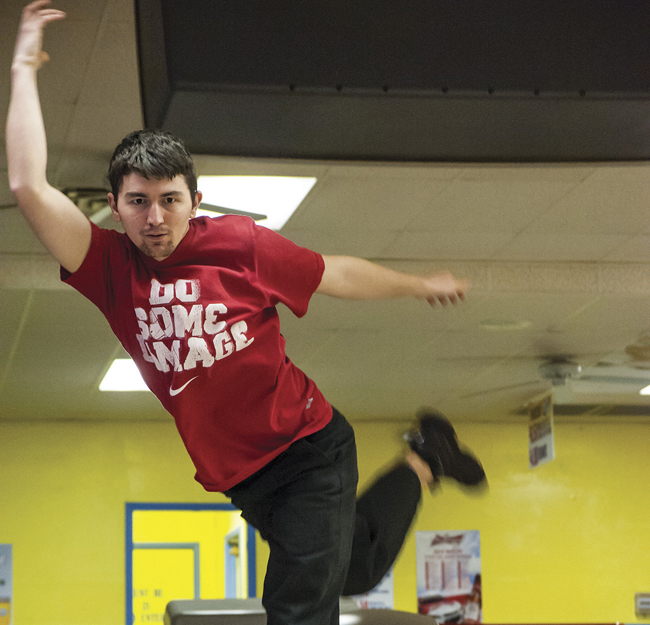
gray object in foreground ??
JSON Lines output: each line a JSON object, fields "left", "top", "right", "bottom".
{"left": 164, "top": 598, "right": 437, "bottom": 625}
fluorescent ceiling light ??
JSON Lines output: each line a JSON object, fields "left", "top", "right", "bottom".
{"left": 100, "top": 358, "right": 149, "bottom": 392}
{"left": 196, "top": 175, "right": 316, "bottom": 230}
{"left": 641, "top": 384, "right": 650, "bottom": 395}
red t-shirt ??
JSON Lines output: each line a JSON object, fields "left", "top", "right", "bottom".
{"left": 62, "top": 215, "right": 333, "bottom": 491}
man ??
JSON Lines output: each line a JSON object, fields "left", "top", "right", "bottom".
{"left": 7, "top": 3, "right": 486, "bottom": 624}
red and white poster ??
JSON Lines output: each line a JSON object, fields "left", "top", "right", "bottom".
{"left": 416, "top": 531, "right": 481, "bottom": 623}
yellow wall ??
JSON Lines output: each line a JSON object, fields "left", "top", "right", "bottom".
{"left": 1, "top": 416, "right": 650, "bottom": 624}
{"left": 0, "top": 420, "right": 229, "bottom": 625}
{"left": 353, "top": 418, "right": 650, "bottom": 622}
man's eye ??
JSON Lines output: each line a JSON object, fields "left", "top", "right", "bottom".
{"left": 165, "top": 197, "right": 176, "bottom": 203}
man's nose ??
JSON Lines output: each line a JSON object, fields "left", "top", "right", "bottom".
{"left": 147, "top": 202, "right": 164, "bottom": 225}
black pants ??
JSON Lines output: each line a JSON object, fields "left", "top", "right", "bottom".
{"left": 343, "top": 462, "right": 422, "bottom": 596}
{"left": 226, "top": 409, "right": 422, "bottom": 625}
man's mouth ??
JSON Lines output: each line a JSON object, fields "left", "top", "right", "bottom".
{"left": 143, "top": 231, "right": 169, "bottom": 240}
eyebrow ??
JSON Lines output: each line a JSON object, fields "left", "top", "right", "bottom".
{"left": 123, "top": 190, "right": 185, "bottom": 198}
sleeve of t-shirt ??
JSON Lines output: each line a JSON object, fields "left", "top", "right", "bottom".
{"left": 60, "top": 222, "right": 126, "bottom": 316}
{"left": 252, "top": 223, "right": 325, "bottom": 318}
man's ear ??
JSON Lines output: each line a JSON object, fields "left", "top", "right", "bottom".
{"left": 107, "top": 193, "right": 121, "bottom": 222}
{"left": 190, "top": 190, "right": 202, "bottom": 218}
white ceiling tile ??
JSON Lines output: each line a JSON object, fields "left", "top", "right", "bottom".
{"left": 380, "top": 230, "right": 514, "bottom": 260}
{"left": 105, "top": 0, "right": 136, "bottom": 22}
{"left": 560, "top": 296, "right": 650, "bottom": 344}
{"left": 455, "top": 358, "right": 548, "bottom": 398}
{"left": 557, "top": 296, "right": 650, "bottom": 364}
{"left": 598, "top": 265, "right": 650, "bottom": 296}
{"left": 34, "top": 20, "right": 101, "bottom": 105}
{"left": 0, "top": 2, "right": 28, "bottom": 19}
{"left": 454, "top": 163, "right": 597, "bottom": 183}
{"left": 64, "top": 104, "right": 143, "bottom": 154}
{"left": 488, "top": 262, "right": 600, "bottom": 294}
{"left": 49, "top": 0, "right": 109, "bottom": 21}
{"left": 326, "top": 162, "right": 463, "bottom": 180}
{"left": 494, "top": 232, "right": 630, "bottom": 261}
{"left": 52, "top": 152, "right": 115, "bottom": 191}
{"left": 423, "top": 328, "right": 561, "bottom": 361}
{"left": 581, "top": 163, "right": 650, "bottom": 184}
{"left": 288, "top": 176, "right": 453, "bottom": 232}
{"left": 282, "top": 227, "right": 399, "bottom": 257}
{"left": 309, "top": 357, "right": 497, "bottom": 419}
{"left": 445, "top": 292, "right": 601, "bottom": 333}
{"left": 525, "top": 176, "right": 650, "bottom": 236}
{"left": 29, "top": 102, "right": 77, "bottom": 156}
{"left": 283, "top": 295, "right": 457, "bottom": 336}
{"left": 77, "top": 19, "right": 140, "bottom": 108}
{"left": 603, "top": 235, "right": 650, "bottom": 262}
{"left": 412, "top": 178, "right": 581, "bottom": 233}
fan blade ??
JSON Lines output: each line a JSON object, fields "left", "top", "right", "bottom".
{"left": 578, "top": 375, "right": 650, "bottom": 385}
{"left": 199, "top": 203, "right": 267, "bottom": 221}
{"left": 461, "top": 380, "right": 543, "bottom": 399}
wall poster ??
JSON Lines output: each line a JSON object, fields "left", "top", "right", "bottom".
{"left": 416, "top": 531, "right": 481, "bottom": 623}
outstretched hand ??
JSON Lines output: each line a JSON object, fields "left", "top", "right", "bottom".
{"left": 423, "top": 271, "right": 468, "bottom": 307}
{"left": 12, "top": 1, "right": 65, "bottom": 71}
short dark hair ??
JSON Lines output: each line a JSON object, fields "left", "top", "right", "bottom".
{"left": 108, "top": 129, "right": 198, "bottom": 201}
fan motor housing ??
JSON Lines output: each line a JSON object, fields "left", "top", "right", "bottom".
{"left": 539, "top": 361, "right": 582, "bottom": 383}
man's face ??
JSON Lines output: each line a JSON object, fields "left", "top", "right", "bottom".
{"left": 108, "top": 173, "right": 202, "bottom": 260}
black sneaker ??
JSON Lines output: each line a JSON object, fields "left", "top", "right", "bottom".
{"left": 405, "top": 409, "right": 487, "bottom": 487}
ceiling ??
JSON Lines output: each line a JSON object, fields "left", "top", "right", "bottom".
{"left": 1, "top": 0, "right": 649, "bottom": 423}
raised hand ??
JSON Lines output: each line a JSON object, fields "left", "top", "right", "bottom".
{"left": 12, "top": 1, "right": 66, "bottom": 71}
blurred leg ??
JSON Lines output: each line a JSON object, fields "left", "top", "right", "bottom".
{"left": 343, "top": 463, "right": 422, "bottom": 596}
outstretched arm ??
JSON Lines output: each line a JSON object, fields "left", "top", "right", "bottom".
{"left": 7, "top": 1, "right": 91, "bottom": 273}
{"left": 316, "top": 255, "right": 467, "bottom": 307}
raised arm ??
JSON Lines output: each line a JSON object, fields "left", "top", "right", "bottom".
{"left": 7, "top": 1, "right": 91, "bottom": 273}
{"left": 316, "top": 255, "right": 468, "bottom": 306}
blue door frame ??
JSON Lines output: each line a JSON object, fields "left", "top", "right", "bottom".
{"left": 125, "top": 502, "right": 257, "bottom": 625}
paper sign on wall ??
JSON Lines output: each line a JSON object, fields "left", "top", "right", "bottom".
{"left": 416, "top": 531, "right": 481, "bottom": 623}
{"left": 528, "top": 393, "right": 555, "bottom": 469}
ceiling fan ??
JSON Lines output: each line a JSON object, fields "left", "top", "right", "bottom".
{"left": 463, "top": 346, "right": 650, "bottom": 402}
{"left": 461, "top": 356, "right": 583, "bottom": 400}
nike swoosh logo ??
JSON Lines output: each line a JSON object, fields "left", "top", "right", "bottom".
{"left": 169, "top": 376, "right": 199, "bottom": 396}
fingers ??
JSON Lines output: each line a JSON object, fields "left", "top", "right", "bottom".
{"left": 24, "top": 0, "right": 57, "bottom": 13}
{"left": 426, "top": 286, "right": 467, "bottom": 308}
{"left": 426, "top": 293, "right": 462, "bottom": 308}
{"left": 14, "top": 1, "right": 65, "bottom": 69}
{"left": 22, "top": 1, "right": 66, "bottom": 23}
